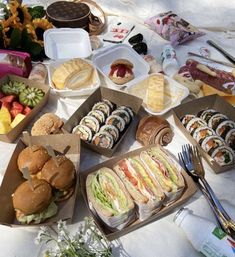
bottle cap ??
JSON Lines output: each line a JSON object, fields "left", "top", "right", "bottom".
{"left": 174, "top": 207, "right": 192, "bottom": 227}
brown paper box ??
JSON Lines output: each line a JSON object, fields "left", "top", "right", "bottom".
{"left": 172, "top": 94, "right": 235, "bottom": 173}
{"left": 80, "top": 144, "right": 197, "bottom": 240}
{"left": 63, "top": 87, "right": 143, "bottom": 157}
{"left": 0, "top": 74, "right": 50, "bottom": 143}
{"left": 0, "top": 134, "right": 80, "bottom": 227}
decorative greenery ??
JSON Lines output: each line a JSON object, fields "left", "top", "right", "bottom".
{"left": 35, "top": 218, "right": 113, "bottom": 257}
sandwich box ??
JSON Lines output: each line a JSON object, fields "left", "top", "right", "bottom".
{"left": 80, "top": 144, "right": 197, "bottom": 240}
{"left": 63, "top": 87, "right": 143, "bottom": 157}
{"left": 0, "top": 134, "right": 80, "bottom": 227}
{"left": 0, "top": 74, "right": 50, "bottom": 143}
{"left": 172, "top": 94, "right": 235, "bottom": 173}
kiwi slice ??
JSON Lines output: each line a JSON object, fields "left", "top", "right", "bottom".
{"left": 19, "top": 87, "right": 45, "bottom": 107}
{"left": 1, "top": 81, "right": 26, "bottom": 95}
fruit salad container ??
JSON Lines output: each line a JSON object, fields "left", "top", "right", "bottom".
{"left": 0, "top": 74, "right": 50, "bottom": 143}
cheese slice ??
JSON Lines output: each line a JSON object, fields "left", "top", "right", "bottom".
{"left": 146, "top": 74, "right": 165, "bottom": 112}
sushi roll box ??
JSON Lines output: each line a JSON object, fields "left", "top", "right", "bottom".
{"left": 172, "top": 94, "right": 235, "bottom": 173}
{"left": 63, "top": 87, "right": 143, "bottom": 157}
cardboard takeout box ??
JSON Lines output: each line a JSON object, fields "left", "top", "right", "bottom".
{"left": 63, "top": 87, "right": 143, "bottom": 157}
{"left": 0, "top": 74, "right": 50, "bottom": 143}
{"left": 172, "top": 94, "right": 235, "bottom": 173}
{"left": 80, "top": 144, "right": 197, "bottom": 240}
{"left": 0, "top": 134, "right": 80, "bottom": 227}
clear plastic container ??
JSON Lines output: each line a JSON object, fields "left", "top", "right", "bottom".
{"left": 92, "top": 44, "right": 150, "bottom": 89}
{"left": 161, "top": 44, "right": 179, "bottom": 77}
{"left": 174, "top": 208, "right": 235, "bottom": 257}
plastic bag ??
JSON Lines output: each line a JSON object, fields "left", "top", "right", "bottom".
{"left": 144, "top": 11, "right": 205, "bottom": 46}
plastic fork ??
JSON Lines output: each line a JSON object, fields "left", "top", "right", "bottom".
{"left": 178, "top": 144, "right": 235, "bottom": 239}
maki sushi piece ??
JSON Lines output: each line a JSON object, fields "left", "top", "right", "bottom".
{"left": 216, "top": 120, "right": 235, "bottom": 139}
{"left": 116, "top": 106, "right": 134, "bottom": 119}
{"left": 181, "top": 114, "right": 196, "bottom": 127}
{"left": 198, "top": 109, "right": 218, "bottom": 123}
{"left": 112, "top": 109, "right": 131, "bottom": 125}
{"left": 92, "top": 101, "right": 111, "bottom": 117}
{"left": 72, "top": 124, "right": 93, "bottom": 142}
{"left": 102, "top": 99, "right": 116, "bottom": 111}
{"left": 225, "top": 128, "right": 235, "bottom": 152}
{"left": 208, "top": 113, "right": 228, "bottom": 130}
{"left": 80, "top": 116, "right": 100, "bottom": 133}
{"left": 106, "top": 115, "right": 126, "bottom": 132}
{"left": 201, "top": 135, "right": 225, "bottom": 156}
{"left": 88, "top": 110, "right": 105, "bottom": 124}
{"left": 92, "top": 131, "right": 114, "bottom": 149}
{"left": 193, "top": 126, "right": 215, "bottom": 145}
{"left": 186, "top": 118, "right": 207, "bottom": 135}
{"left": 100, "top": 125, "right": 119, "bottom": 142}
{"left": 211, "top": 145, "right": 234, "bottom": 166}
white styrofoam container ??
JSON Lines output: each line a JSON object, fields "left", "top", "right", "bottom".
{"left": 127, "top": 73, "right": 189, "bottom": 115}
{"left": 44, "top": 28, "right": 92, "bottom": 59}
{"left": 92, "top": 44, "right": 150, "bottom": 89}
{"left": 44, "top": 28, "right": 100, "bottom": 97}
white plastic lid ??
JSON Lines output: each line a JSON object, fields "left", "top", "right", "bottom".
{"left": 44, "top": 28, "right": 92, "bottom": 60}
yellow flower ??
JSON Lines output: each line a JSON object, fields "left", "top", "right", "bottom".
{"left": 32, "top": 18, "right": 53, "bottom": 46}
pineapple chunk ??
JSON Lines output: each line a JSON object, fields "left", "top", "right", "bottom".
{"left": 11, "top": 113, "right": 26, "bottom": 128}
{"left": 0, "top": 107, "right": 11, "bottom": 124}
{"left": 0, "top": 121, "right": 12, "bottom": 134}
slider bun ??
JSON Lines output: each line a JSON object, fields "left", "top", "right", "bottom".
{"left": 31, "top": 113, "right": 64, "bottom": 136}
{"left": 109, "top": 75, "right": 134, "bottom": 85}
{"left": 41, "top": 156, "right": 75, "bottom": 190}
{"left": 86, "top": 167, "right": 134, "bottom": 218}
{"left": 17, "top": 145, "right": 50, "bottom": 175}
{"left": 13, "top": 179, "right": 52, "bottom": 215}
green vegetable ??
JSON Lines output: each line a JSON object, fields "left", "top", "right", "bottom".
{"left": 19, "top": 87, "right": 45, "bottom": 107}
{"left": 9, "top": 28, "right": 22, "bottom": 49}
{"left": 18, "top": 201, "right": 58, "bottom": 224}
{"left": 28, "top": 6, "right": 45, "bottom": 19}
{"left": 1, "top": 81, "right": 26, "bottom": 95}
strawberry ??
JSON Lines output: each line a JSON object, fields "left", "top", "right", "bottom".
{"left": 22, "top": 106, "right": 31, "bottom": 116}
{"left": 0, "top": 95, "right": 16, "bottom": 103}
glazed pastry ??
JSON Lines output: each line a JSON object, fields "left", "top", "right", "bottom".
{"left": 108, "top": 59, "right": 134, "bottom": 85}
{"left": 136, "top": 116, "right": 173, "bottom": 146}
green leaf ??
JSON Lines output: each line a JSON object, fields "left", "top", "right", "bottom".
{"left": 9, "top": 28, "right": 22, "bottom": 48}
{"left": 28, "top": 42, "right": 43, "bottom": 57}
{"left": 28, "top": 6, "right": 46, "bottom": 19}
{"left": 21, "top": 28, "right": 32, "bottom": 48}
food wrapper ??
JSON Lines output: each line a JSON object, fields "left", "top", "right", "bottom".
{"left": 144, "top": 11, "right": 205, "bottom": 46}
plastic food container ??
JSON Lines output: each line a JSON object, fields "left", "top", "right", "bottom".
{"left": 92, "top": 44, "right": 150, "bottom": 89}
{"left": 127, "top": 73, "right": 189, "bottom": 115}
{"left": 44, "top": 28, "right": 100, "bottom": 97}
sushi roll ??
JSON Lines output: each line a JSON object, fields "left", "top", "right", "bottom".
{"left": 186, "top": 117, "right": 207, "bottom": 135}
{"left": 100, "top": 125, "right": 119, "bottom": 142}
{"left": 106, "top": 115, "right": 126, "bottom": 132}
{"left": 201, "top": 135, "right": 225, "bottom": 156}
{"left": 112, "top": 109, "right": 131, "bottom": 125}
{"left": 92, "top": 101, "right": 111, "bottom": 117}
{"left": 88, "top": 110, "right": 105, "bottom": 124}
{"left": 216, "top": 120, "right": 235, "bottom": 139}
{"left": 208, "top": 113, "right": 228, "bottom": 130}
{"left": 92, "top": 131, "right": 114, "bottom": 149}
{"left": 181, "top": 114, "right": 195, "bottom": 127}
{"left": 102, "top": 99, "right": 116, "bottom": 111}
{"left": 198, "top": 109, "right": 218, "bottom": 123}
{"left": 211, "top": 145, "right": 234, "bottom": 166}
{"left": 72, "top": 124, "right": 93, "bottom": 142}
{"left": 80, "top": 116, "right": 100, "bottom": 133}
{"left": 192, "top": 126, "right": 215, "bottom": 145}
{"left": 225, "top": 128, "right": 235, "bottom": 152}
{"left": 116, "top": 106, "right": 134, "bottom": 118}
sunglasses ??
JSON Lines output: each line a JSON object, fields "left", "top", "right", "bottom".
{"left": 128, "top": 33, "right": 148, "bottom": 55}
